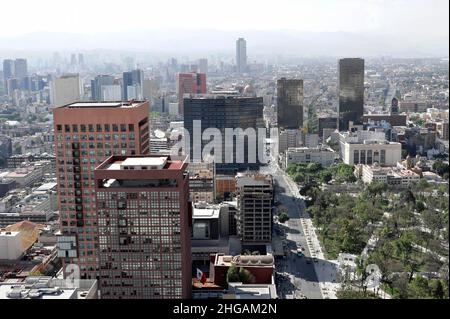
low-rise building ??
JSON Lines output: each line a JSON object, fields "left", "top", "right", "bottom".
{"left": 211, "top": 253, "right": 275, "bottom": 288}
{"left": 0, "top": 276, "right": 98, "bottom": 299}
{"left": 285, "top": 146, "right": 336, "bottom": 168}
{"left": 215, "top": 174, "right": 236, "bottom": 199}
{"left": 437, "top": 122, "right": 449, "bottom": 141}
{"left": 0, "top": 178, "right": 16, "bottom": 198}
{"left": 278, "top": 129, "right": 302, "bottom": 154}
{"left": 4, "top": 161, "right": 52, "bottom": 187}
{"left": 339, "top": 131, "right": 402, "bottom": 166}
{"left": 0, "top": 230, "right": 24, "bottom": 260}
{"left": 6, "top": 154, "right": 55, "bottom": 169}
{"left": 355, "top": 164, "right": 420, "bottom": 187}
{"left": 399, "top": 101, "right": 430, "bottom": 113}
{"left": 188, "top": 162, "right": 216, "bottom": 203}
{"left": 191, "top": 202, "right": 240, "bottom": 263}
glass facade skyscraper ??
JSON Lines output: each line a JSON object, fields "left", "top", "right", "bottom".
{"left": 277, "top": 78, "right": 304, "bottom": 130}
{"left": 184, "top": 95, "right": 264, "bottom": 173}
{"left": 338, "top": 58, "right": 365, "bottom": 131}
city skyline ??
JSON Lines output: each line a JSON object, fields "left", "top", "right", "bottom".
{"left": 0, "top": 0, "right": 448, "bottom": 304}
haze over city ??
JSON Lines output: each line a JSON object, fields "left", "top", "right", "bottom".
{"left": 0, "top": 0, "right": 448, "bottom": 57}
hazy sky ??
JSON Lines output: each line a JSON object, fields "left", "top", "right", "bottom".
{"left": 0, "top": 0, "right": 448, "bottom": 37}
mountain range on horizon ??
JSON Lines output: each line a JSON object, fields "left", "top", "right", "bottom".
{"left": 0, "top": 29, "right": 448, "bottom": 58}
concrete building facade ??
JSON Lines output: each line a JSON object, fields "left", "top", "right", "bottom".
{"left": 53, "top": 101, "right": 150, "bottom": 280}
{"left": 94, "top": 155, "right": 191, "bottom": 299}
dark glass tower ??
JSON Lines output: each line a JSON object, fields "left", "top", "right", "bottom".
{"left": 122, "top": 69, "right": 143, "bottom": 100}
{"left": 184, "top": 95, "right": 264, "bottom": 173}
{"left": 391, "top": 97, "right": 399, "bottom": 115}
{"left": 277, "top": 78, "right": 304, "bottom": 129}
{"left": 338, "top": 58, "right": 365, "bottom": 131}
{"left": 91, "top": 75, "right": 115, "bottom": 101}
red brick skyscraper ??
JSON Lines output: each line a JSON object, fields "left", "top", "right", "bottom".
{"left": 53, "top": 101, "right": 150, "bottom": 280}
{"left": 94, "top": 155, "right": 191, "bottom": 298}
{"left": 178, "top": 73, "right": 206, "bottom": 115}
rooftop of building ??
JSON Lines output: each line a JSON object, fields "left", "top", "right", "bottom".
{"left": 97, "top": 155, "right": 187, "bottom": 172}
{"left": 0, "top": 276, "right": 97, "bottom": 299}
{"left": 215, "top": 254, "right": 274, "bottom": 268}
{"left": 236, "top": 173, "right": 273, "bottom": 187}
{"left": 4, "top": 221, "right": 44, "bottom": 251}
{"left": 192, "top": 203, "right": 221, "bottom": 219}
{"left": 34, "top": 182, "right": 57, "bottom": 192}
{"left": 58, "top": 101, "right": 146, "bottom": 109}
{"left": 287, "top": 146, "right": 335, "bottom": 153}
{"left": 226, "top": 283, "right": 277, "bottom": 299}
{"left": 0, "top": 230, "right": 20, "bottom": 237}
{"left": 185, "top": 93, "right": 261, "bottom": 100}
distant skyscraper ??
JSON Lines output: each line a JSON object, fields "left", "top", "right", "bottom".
{"left": 91, "top": 75, "right": 115, "bottom": 101}
{"left": 198, "top": 58, "right": 208, "bottom": 74}
{"left": 338, "top": 58, "right": 365, "bottom": 131}
{"left": 178, "top": 73, "right": 206, "bottom": 115}
{"left": 391, "top": 97, "right": 399, "bottom": 115}
{"left": 13, "top": 59, "right": 27, "bottom": 79}
{"left": 236, "top": 38, "right": 247, "bottom": 74}
{"left": 78, "top": 53, "right": 84, "bottom": 65}
{"left": 6, "top": 78, "right": 19, "bottom": 97}
{"left": 2, "top": 59, "right": 14, "bottom": 82}
{"left": 50, "top": 74, "right": 82, "bottom": 106}
{"left": 184, "top": 94, "right": 264, "bottom": 173}
{"left": 53, "top": 101, "right": 150, "bottom": 281}
{"left": 94, "top": 155, "right": 191, "bottom": 299}
{"left": 143, "top": 78, "right": 159, "bottom": 100}
{"left": 101, "top": 85, "right": 122, "bottom": 101}
{"left": 122, "top": 69, "right": 143, "bottom": 100}
{"left": 277, "top": 78, "right": 304, "bottom": 130}
{"left": 70, "top": 54, "right": 77, "bottom": 66}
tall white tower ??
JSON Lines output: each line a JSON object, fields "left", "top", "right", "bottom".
{"left": 236, "top": 38, "right": 247, "bottom": 74}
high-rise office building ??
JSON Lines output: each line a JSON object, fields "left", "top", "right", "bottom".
{"left": 184, "top": 94, "right": 264, "bottom": 173}
{"left": 50, "top": 74, "right": 82, "bottom": 107}
{"left": 78, "top": 53, "right": 84, "bottom": 65}
{"left": 101, "top": 85, "right": 122, "bottom": 101}
{"left": 277, "top": 78, "right": 304, "bottom": 130}
{"left": 178, "top": 73, "right": 206, "bottom": 115}
{"left": 2, "top": 60, "right": 14, "bottom": 86}
{"left": 198, "top": 58, "right": 208, "bottom": 74}
{"left": 91, "top": 75, "right": 115, "bottom": 101}
{"left": 6, "top": 78, "right": 19, "bottom": 97}
{"left": 70, "top": 54, "right": 77, "bottom": 66}
{"left": 123, "top": 70, "right": 144, "bottom": 100}
{"left": 13, "top": 59, "right": 27, "bottom": 79}
{"left": 143, "top": 78, "right": 159, "bottom": 101}
{"left": 53, "top": 101, "right": 150, "bottom": 280}
{"left": 236, "top": 38, "right": 247, "bottom": 74}
{"left": 236, "top": 173, "right": 273, "bottom": 243}
{"left": 391, "top": 98, "right": 399, "bottom": 115}
{"left": 94, "top": 155, "right": 191, "bottom": 299}
{"left": 338, "top": 58, "right": 365, "bottom": 132}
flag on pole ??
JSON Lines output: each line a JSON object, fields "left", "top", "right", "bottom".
{"left": 200, "top": 272, "right": 207, "bottom": 284}
{"left": 196, "top": 268, "right": 207, "bottom": 285}
{"left": 196, "top": 268, "right": 203, "bottom": 280}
